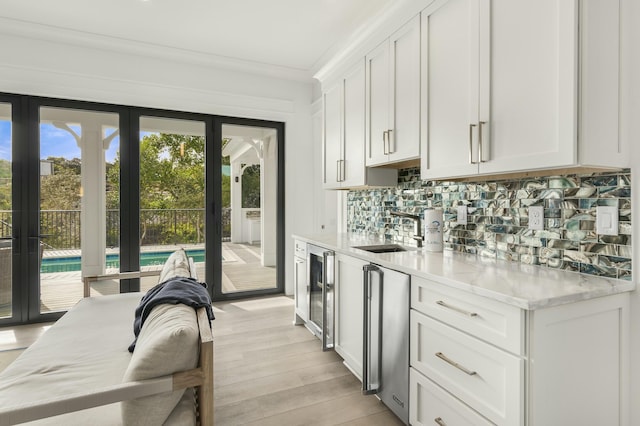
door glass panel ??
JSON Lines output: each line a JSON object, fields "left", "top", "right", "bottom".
{"left": 0, "top": 103, "right": 12, "bottom": 319}
{"left": 220, "top": 124, "right": 277, "bottom": 294}
{"left": 139, "top": 117, "right": 205, "bottom": 291}
{"left": 39, "top": 107, "right": 120, "bottom": 313}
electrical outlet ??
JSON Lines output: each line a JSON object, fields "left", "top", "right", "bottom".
{"left": 528, "top": 206, "right": 544, "bottom": 230}
{"left": 457, "top": 205, "right": 467, "bottom": 225}
{"left": 596, "top": 206, "right": 619, "bottom": 236}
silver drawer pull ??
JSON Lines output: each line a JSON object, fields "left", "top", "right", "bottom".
{"left": 435, "top": 352, "right": 477, "bottom": 376}
{"left": 434, "top": 417, "right": 447, "bottom": 426}
{"left": 436, "top": 300, "right": 478, "bottom": 317}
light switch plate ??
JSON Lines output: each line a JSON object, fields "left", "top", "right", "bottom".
{"left": 596, "top": 206, "right": 619, "bottom": 236}
{"left": 457, "top": 205, "right": 467, "bottom": 225}
{"left": 528, "top": 206, "right": 544, "bottom": 230}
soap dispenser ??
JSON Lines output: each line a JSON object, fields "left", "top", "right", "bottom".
{"left": 423, "top": 208, "right": 443, "bottom": 252}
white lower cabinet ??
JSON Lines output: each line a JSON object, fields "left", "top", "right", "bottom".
{"left": 411, "top": 310, "right": 522, "bottom": 425}
{"left": 410, "top": 368, "right": 493, "bottom": 426}
{"left": 334, "top": 253, "right": 367, "bottom": 379}
{"left": 410, "top": 276, "right": 629, "bottom": 425}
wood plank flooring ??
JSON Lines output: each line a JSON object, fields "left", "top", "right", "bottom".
{"left": 213, "top": 296, "right": 404, "bottom": 425}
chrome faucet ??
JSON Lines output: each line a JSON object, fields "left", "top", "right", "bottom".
{"left": 390, "top": 211, "right": 424, "bottom": 248}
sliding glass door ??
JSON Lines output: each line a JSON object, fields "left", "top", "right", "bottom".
{"left": 0, "top": 93, "right": 285, "bottom": 324}
{"left": 37, "top": 107, "right": 120, "bottom": 313}
{"left": 212, "top": 118, "right": 284, "bottom": 300}
{"left": 137, "top": 115, "right": 206, "bottom": 292}
{"left": 0, "top": 102, "right": 14, "bottom": 320}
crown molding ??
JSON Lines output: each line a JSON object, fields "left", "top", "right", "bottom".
{"left": 0, "top": 17, "right": 314, "bottom": 84}
{"left": 312, "top": 0, "right": 433, "bottom": 84}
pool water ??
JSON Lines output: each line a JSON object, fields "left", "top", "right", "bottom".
{"left": 40, "top": 249, "right": 206, "bottom": 273}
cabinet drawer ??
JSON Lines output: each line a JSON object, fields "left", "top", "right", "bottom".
{"left": 411, "top": 276, "right": 523, "bottom": 354}
{"left": 410, "top": 310, "right": 523, "bottom": 426}
{"left": 294, "top": 239, "right": 307, "bottom": 257}
{"left": 410, "top": 368, "right": 493, "bottom": 426}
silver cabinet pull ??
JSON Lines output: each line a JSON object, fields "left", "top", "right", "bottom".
{"left": 478, "top": 121, "right": 487, "bottom": 163}
{"left": 435, "top": 352, "right": 477, "bottom": 376}
{"left": 336, "top": 159, "right": 341, "bottom": 182}
{"left": 340, "top": 159, "right": 346, "bottom": 182}
{"left": 383, "top": 130, "right": 389, "bottom": 155}
{"left": 434, "top": 417, "right": 447, "bottom": 426}
{"left": 387, "top": 129, "right": 394, "bottom": 154}
{"left": 436, "top": 300, "right": 478, "bottom": 317}
{"left": 468, "top": 124, "right": 477, "bottom": 164}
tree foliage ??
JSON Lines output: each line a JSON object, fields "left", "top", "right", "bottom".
{"left": 242, "top": 164, "right": 260, "bottom": 208}
{"left": 5, "top": 133, "right": 250, "bottom": 247}
{"left": 0, "top": 159, "right": 10, "bottom": 211}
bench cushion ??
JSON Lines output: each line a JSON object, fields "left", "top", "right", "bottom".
{"left": 158, "top": 249, "right": 191, "bottom": 284}
{"left": 0, "top": 293, "right": 142, "bottom": 425}
{"left": 121, "top": 303, "right": 199, "bottom": 425}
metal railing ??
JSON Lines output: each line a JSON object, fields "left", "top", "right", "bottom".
{"left": 0, "top": 208, "right": 231, "bottom": 249}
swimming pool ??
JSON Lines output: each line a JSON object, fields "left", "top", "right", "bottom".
{"left": 40, "top": 249, "right": 206, "bottom": 273}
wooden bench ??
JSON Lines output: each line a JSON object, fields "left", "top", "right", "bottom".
{"left": 0, "top": 264, "right": 214, "bottom": 425}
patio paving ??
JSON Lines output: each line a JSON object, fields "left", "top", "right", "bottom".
{"left": 1, "top": 242, "right": 276, "bottom": 317}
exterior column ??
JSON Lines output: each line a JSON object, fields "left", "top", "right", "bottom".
{"left": 78, "top": 122, "right": 109, "bottom": 277}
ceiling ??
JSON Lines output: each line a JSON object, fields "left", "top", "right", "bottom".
{"left": 0, "top": 0, "right": 394, "bottom": 78}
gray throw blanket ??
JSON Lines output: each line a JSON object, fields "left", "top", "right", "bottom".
{"left": 128, "top": 277, "right": 214, "bottom": 352}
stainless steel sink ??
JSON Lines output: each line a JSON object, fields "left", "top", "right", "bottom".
{"left": 351, "top": 244, "right": 407, "bottom": 253}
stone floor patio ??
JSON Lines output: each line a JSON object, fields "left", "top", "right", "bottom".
{"left": 1, "top": 242, "right": 276, "bottom": 317}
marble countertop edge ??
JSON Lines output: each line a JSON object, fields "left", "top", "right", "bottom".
{"left": 293, "top": 233, "right": 636, "bottom": 310}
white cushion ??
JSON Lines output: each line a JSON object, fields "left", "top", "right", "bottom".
{"left": 0, "top": 293, "right": 143, "bottom": 425}
{"left": 121, "top": 303, "right": 199, "bottom": 426}
{"left": 158, "top": 249, "right": 192, "bottom": 283}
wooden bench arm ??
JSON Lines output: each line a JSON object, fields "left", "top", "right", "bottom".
{"left": 82, "top": 257, "right": 197, "bottom": 297}
{"left": 1, "top": 375, "right": 174, "bottom": 425}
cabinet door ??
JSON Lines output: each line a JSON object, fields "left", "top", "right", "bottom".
{"left": 365, "top": 40, "right": 391, "bottom": 167}
{"left": 421, "top": 0, "right": 481, "bottom": 180}
{"left": 389, "top": 15, "right": 421, "bottom": 163}
{"left": 323, "top": 82, "right": 342, "bottom": 189}
{"left": 335, "top": 254, "right": 366, "bottom": 379}
{"left": 478, "top": 0, "right": 577, "bottom": 174}
{"left": 294, "top": 256, "right": 308, "bottom": 323}
{"left": 342, "top": 61, "right": 366, "bottom": 187}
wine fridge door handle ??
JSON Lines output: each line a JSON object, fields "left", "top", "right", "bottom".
{"left": 362, "top": 264, "right": 381, "bottom": 395}
{"left": 322, "top": 251, "right": 335, "bottom": 351}
{"left": 362, "top": 265, "right": 371, "bottom": 394}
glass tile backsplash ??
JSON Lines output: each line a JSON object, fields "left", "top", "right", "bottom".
{"left": 347, "top": 168, "right": 632, "bottom": 280}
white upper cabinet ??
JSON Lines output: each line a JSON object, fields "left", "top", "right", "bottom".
{"left": 323, "top": 81, "right": 343, "bottom": 189}
{"left": 421, "top": 0, "right": 628, "bottom": 180}
{"left": 323, "top": 60, "right": 397, "bottom": 189}
{"left": 366, "top": 15, "right": 421, "bottom": 167}
{"left": 419, "top": 0, "right": 480, "bottom": 178}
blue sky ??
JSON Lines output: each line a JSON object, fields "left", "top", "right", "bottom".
{"left": 0, "top": 121, "right": 122, "bottom": 163}
{"left": 0, "top": 121, "right": 10, "bottom": 161}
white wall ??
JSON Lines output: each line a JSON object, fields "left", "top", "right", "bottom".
{"left": 0, "top": 29, "right": 315, "bottom": 296}
{"left": 626, "top": 0, "right": 640, "bottom": 422}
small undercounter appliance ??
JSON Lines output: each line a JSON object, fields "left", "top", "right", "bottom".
{"left": 363, "top": 264, "right": 410, "bottom": 424}
{"left": 306, "top": 244, "right": 335, "bottom": 351}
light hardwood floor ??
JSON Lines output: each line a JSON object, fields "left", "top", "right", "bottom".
{"left": 212, "top": 295, "right": 404, "bottom": 425}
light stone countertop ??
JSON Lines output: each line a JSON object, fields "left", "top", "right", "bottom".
{"left": 293, "top": 233, "right": 636, "bottom": 310}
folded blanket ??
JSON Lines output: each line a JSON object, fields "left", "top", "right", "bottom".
{"left": 128, "top": 277, "right": 214, "bottom": 352}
